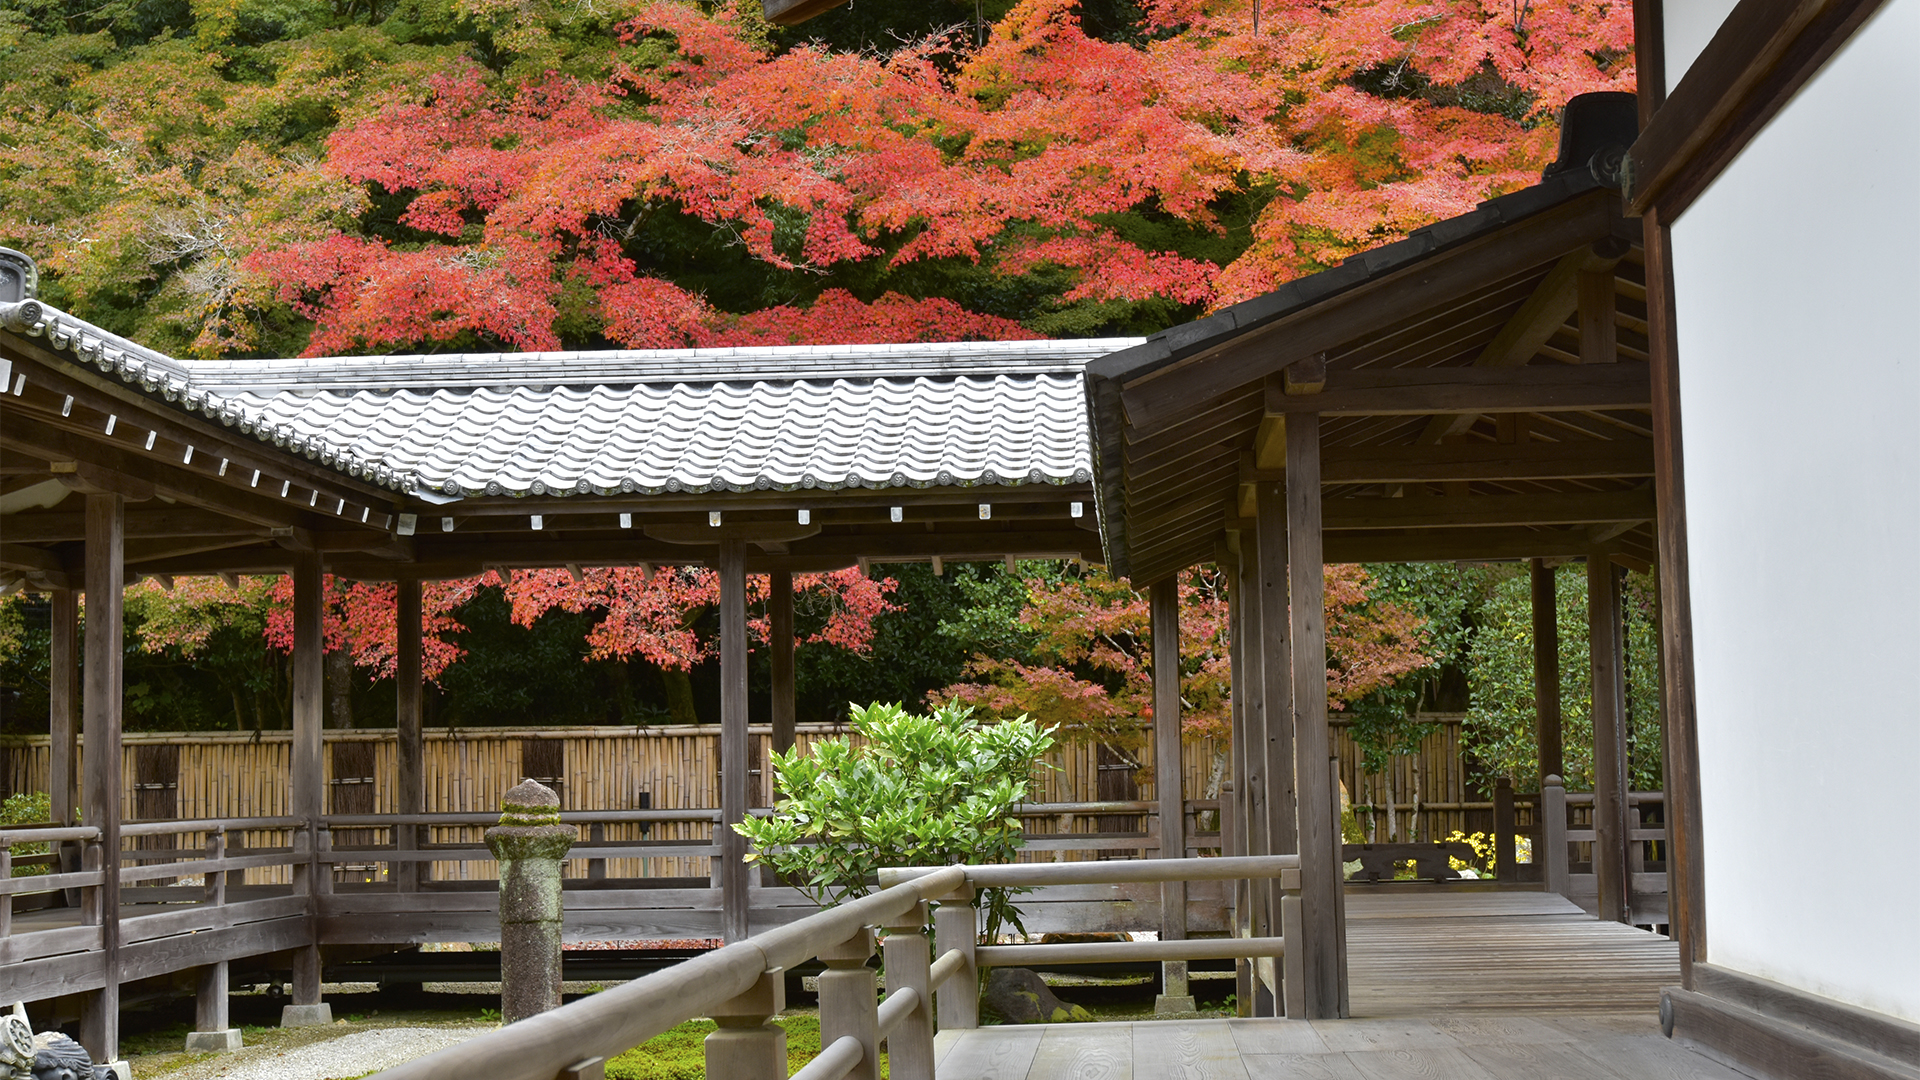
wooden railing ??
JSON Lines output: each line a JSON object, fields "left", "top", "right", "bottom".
{"left": 366, "top": 854, "right": 1298, "bottom": 1080}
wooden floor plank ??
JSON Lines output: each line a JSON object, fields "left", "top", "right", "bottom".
{"left": 937, "top": 1026, "right": 1046, "bottom": 1080}
{"left": 1226, "top": 1018, "right": 1332, "bottom": 1056}
{"left": 1029, "top": 1023, "right": 1133, "bottom": 1080}
{"left": 1236, "top": 1053, "right": 1367, "bottom": 1079}
{"left": 1571, "top": 1035, "right": 1762, "bottom": 1080}
{"left": 1461, "top": 1041, "right": 1636, "bottom": 1080}
{"left": 1311, "top": 1019, "right": 1461, "bottom": 1053}
{"left": 1343, "top": 1048, "right": 1498, "bottom": 1080}
{"left": 1131, "top": 1021, "right": 1249, "bottom": 1080}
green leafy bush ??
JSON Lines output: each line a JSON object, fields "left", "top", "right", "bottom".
{"left": 733, "top": 701, "right": 1054, "bottom": 938}
{"left": 1, "top": 791, "right": 53, "bottom": 876}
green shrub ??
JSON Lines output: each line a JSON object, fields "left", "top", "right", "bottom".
{"left": 733, "top": 701, "right": 1054, "bottom": 938}
{"left": 1, "top": 792, "right": 53, "bottom": 876}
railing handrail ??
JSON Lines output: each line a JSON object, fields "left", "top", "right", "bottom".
{"left": 878, "top": 853, "right": 1297, "bottom": 890}
{"left": 0, "top": 825, "right": 98, "bottom": 845}
{"left": 120, "top": 816, "right": 302, "bottom": 837}
{"left": 365, "top": 865, "right": 966, "bottom": 1080}
{"left": 322, "top": 810, "right": 722, "bottom": 827}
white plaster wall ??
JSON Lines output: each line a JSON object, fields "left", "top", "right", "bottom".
{"left": 1669, "top": 0, "right": 1920, "bottom": 1022}
{"left": 1662, "top": 0, "right": 1740, "bottom": 91}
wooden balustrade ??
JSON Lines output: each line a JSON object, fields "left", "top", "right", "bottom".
{"left": 365, "top": 855, "right": 1298, "bottom": 1080}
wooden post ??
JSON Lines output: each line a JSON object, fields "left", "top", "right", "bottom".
{"left": 705, "top": 968, "right": 787, "bottom": 1080}
{"left": 49, "top": 588, "right": 78, "bottom": 830}
{"left": 933, "top": 893, "right": 978, "bottom": 1030}
{"left": 185, "top": 960, "right": 241, "bottom": 1052}
{"left": 49, "top": 587, "right": 79, "bottom": 901}
{"left": 1542, "top": 775, "right": 1569, "bottom": 896}
{"left": 1234, "top": 536, "right": 1275, "bottom": 1017}
{"left": 395, "top": 575, "right": 424, "bottom": 892}
{"left": 1530, "top": 558, "right": 1564, "bottom": 786}
{"left": 1492, "top": 778, "right": 1515, "bottom": 880}
{"left": 769, "top": 570, "right": 796, "bottom": 766}
{"left": 285, "top": 549, "right": 331, "bottom": 1025}
{"left": 883, "top": 904, "right": 935, "bottom": 1079}
{"left": 818, "top": 926, "right": 879, "bottom": 1080}
{"left": 1643, "top": 206, "right": 1707, "bottom": 982}
{"left": 1589, "top": 555, "right": 1630, "bottom": 924}
{"left": 1224, "top": 546, "right": 1252, "bottom": 1016}
{"left": 78, "top": 492, "right": 123, "bottom": 1064}
{"left": 1285, "top": 412, "right": 1343, "bottom": 1019}
{"left": 1149, "top": 577, "right": 1192, "bottom": 1014}
{"left": 718, "top": 540, "right": 750, "bottom": 943}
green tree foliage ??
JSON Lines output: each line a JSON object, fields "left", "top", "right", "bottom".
{"left": 1464, "top": 563, "right": 1662, "bottom": 794}
{"left": 734, "top": 700, "right": 1055, "bottom": 937}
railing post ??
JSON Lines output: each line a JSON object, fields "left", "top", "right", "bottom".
{"left": 933, "top": 889, "right": 979, "bottom": 1030}
{"left": 1279, "top": 865, "right": 1305, "bottom": 1020}
{"left": 1628, "top": 804, "right": 1646, "bottom": 877}
{"left": 0, "top": 841, "right": 12, "bottom": 940}
{"left": 704, "top": 967, "right": 787, "bottom": 1080}
{"left": 817, "top": 925, "right": 879, "bottom": 1080}
{"left": 80, "top": 839, "right": 103, "bottom": 927}
{"left": 1543, "top": 775, "right": 1569, "bottom": 896}
{"left": 883, "top": 903, "right": 935, "bottom": 1080}
{"left": 1493, "top": 778, "right": 1515, "bottom": 879}
{"left": 587, "top": 822, "right": 607, "bottom": 884}
{"left": 204, "top": 828, "right": 227, "bottom": 907}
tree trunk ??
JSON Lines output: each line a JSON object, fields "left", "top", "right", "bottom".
{"left": 662, "top": 668, "right": 699, "bottom": 725}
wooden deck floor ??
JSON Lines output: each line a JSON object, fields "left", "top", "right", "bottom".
{"left": 934, "top": 889, "right": 1726, "bottom": 1080}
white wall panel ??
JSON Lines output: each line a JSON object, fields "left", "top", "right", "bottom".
{"left": 1670, "top": 0, "right": 1920, "bottom": 1022}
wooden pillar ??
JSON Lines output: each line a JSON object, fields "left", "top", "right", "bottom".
{"left": 1643, "top": 206, "right": 1706, "bottom": 981}
{"left": 1285, "top": 412, "right": 1343, "bottom": 1019}
{"left": 78, "top": 493, "right": 124, "bottom": 1064}
{"left": 1530, "top": 559, "right": 1564, "bottom": 786}
{"left": 769, "top": 569, "right": 795, "bottom": 771}
{"left": 1589, "top": 554, "right": 1630, "bottom": 924}
{"left": 718, "top": 540, "right": 750, "bottom": 943}
{"left": 1149, "top": 577, "right": 1191, "bottom": 1012}
{"left": 1233, "top": 537, "right": 1275, "bottom": 1017}
{"left": 395, "top": 575, "right": 424, "bottom": 892}
{"left": 1224, "top": 543, "right": 1253, "bottom": 1016}
{"left": 288, "top": 550, "right": 327, "bottom": 1012}
{"left": 49, "top": 587, "right": 78, "bottom": 843}
{"left": 1253, "top": 477, "right": 1296, "bottom": 1017}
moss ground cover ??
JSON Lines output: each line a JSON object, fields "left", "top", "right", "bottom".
{"left": 606, "top": 1012, "right": 887, "bottom": 1080}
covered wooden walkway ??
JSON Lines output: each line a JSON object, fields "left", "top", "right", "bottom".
{"left": 933, "top": 890, "right": 1714, "bottom": 1080}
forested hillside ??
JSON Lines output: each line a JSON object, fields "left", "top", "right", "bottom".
{"left": 1, "top": 0, "right": 1633, "bottom": 358}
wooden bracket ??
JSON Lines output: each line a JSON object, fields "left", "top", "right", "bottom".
{"left": 51, "top": 461, "right": 154, "bottom": 501}
{"left": 1282, "top": 353, "right": 1327, "bottom": 395}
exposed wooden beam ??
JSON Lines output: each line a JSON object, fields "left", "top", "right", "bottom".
{"left": 1322, "top": 489, "right": 1654, "bottom": 530}
{"left": 1319, "top": 439, "right": 1654, "bottom": 484}
{"left": 441, "top": 483, "right": 1095, "bottom": 518}
{"left": 1208, "top": 525, "right": 1627, "bottom": 563}
{"left": 1264, "top": 363, "right": 1650, "bottom": 418}
{"left": 0, "top": 541, "right": 67, "bottom": 573}
{"left": 1625, "top": 0, "right": 1890, "bottom": 218}
{"left": 1116, "top": 191, "right": 1621, "bottom": 431}
{"left": 1418, "top": 242, "right": 1629, "bottom": 443}
{"left": 1, "top": 413, "right": 326, "bottom": 531}
{"left": 1, "top": 508, "right": 266, "bottom": 542}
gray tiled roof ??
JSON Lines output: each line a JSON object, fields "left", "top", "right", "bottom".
{"left": 0, "top": 294, "right": 1132, "bottom": 502}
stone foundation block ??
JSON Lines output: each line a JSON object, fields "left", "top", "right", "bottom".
{"left": 185, "top": 1028, "right": 244, "bottom": 1052}
{"left": 281, "top": 1003, "right": 334, "bottom": 1028}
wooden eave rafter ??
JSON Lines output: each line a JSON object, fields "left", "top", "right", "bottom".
{"left": 1625, "top": 0, "right": 1893, "bottom": 218}
{"left": 1095, "top": 190, "right": 1658, "bottom": 583}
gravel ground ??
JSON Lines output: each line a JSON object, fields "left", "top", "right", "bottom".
{"left": 142, "top": 1025, "right": 491, "bottom": 1080}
